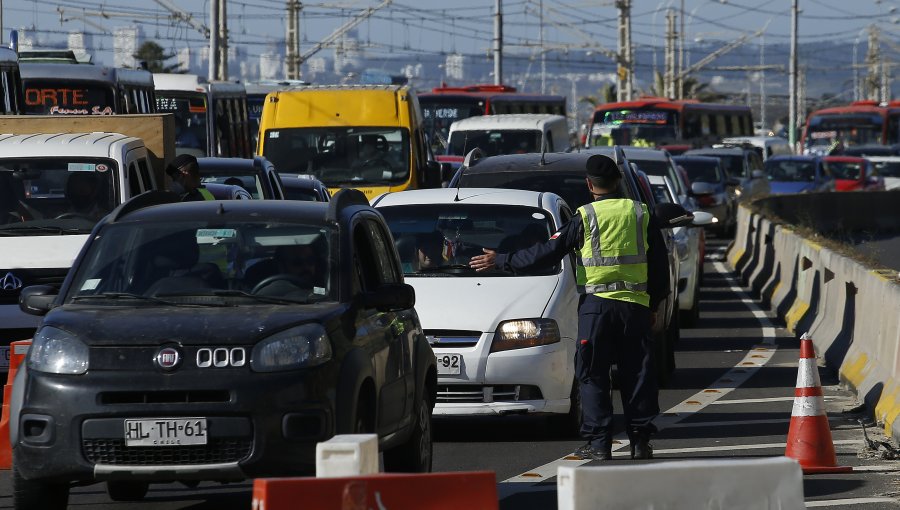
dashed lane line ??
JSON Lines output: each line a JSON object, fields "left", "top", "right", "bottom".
{"left": 502, "top": 260, "right": 779, "bottom": 484}
{"left": 806, "top": 498, "right": 900, "bottom": 507}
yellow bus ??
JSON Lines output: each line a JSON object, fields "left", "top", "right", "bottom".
{"left": 257, "top": 84, "right": 442, "bottom": 199}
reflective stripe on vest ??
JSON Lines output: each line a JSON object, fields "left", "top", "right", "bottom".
{"left": 575, "top": 198, "right": 650, "bottom": 307}
{"left": 198, "top": 188, "right": 215, "bottom": 201}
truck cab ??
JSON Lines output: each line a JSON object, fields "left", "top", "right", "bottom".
{"left": 0, "top": 132, "right": 158, "bottom": 361}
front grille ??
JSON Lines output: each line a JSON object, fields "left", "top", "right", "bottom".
{"left": 99, "top": 391, "right": 231, "bottom": 405}
{"left": 436, "top": 384, "right": 543, "bottom": 404}
{"left": 83, "top": 438, "right": 252, "bottom": 466}
{"left": 425, "top": 330, "right": 482, "bottom": 348}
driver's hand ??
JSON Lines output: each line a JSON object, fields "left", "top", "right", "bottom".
{"left": 469, "top": 248, "right": 497, "bottom": 272}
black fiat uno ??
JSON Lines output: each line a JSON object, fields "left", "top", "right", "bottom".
{"left": 11, "top": 190, "right": 436, "bottom": 509}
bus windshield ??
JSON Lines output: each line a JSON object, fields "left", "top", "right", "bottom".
{"left": 156, "top": 92, "right": 209, "bottom": 157}
{"left": 805, "top": 114, "right": 883, "bottom": 153}
{"left": 590, "top": 109, "right": 677, "bottom": 146}
{"left": 448, "top": 129, "right": 541, "bottom": 156}
{"left": 0, "top": 158, "right": 117, "bottom": 234}
{"left": 23, "top": 81, "right": 115, "bottom": 115}
{"left": 262, "top": 127, "right": 410, "bottom": 187}
{"left": 421, "top": 99, "right": 486, "bottom": 152}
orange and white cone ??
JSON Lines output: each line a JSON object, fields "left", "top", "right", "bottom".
{"left": 785, "top": 333, "right": 852, "bottom": 474}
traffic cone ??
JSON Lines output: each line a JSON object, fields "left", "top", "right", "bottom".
{"left": 785, "top": 333, "right": 852, "bottom": 474}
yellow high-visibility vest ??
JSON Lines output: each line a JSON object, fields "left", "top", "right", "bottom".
{"left": 575, "top": 198, "right": 650, "bottom": 307}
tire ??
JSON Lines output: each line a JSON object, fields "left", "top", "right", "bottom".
{"left": 107, "top": 481, "right": 149, "bottom": 502}
{"left": 12, "top": 452, "right": 69, "bottom": 510}
{"left": 383, "top": 392, "right": 433, "bottom": 473}
{"left": 550, "top": 380, "right": 582, "bottom": 438}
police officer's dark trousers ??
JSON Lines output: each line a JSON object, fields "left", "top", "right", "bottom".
{"left": 575, "top": 296, "right": 659, "bottom": 449}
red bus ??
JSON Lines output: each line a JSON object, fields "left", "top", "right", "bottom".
{"left": 418, "top": 84, "right": 566, "bottom": 157}
{"left": 586, "top": 97, "right": 754, "bottom": 152}
{"left": 801, "top": 100, "right": 900, "bottom": 155}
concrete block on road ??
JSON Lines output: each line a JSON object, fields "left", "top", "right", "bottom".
{"left": 315, "top": 433, "right": 379, "bottom": 478}
{"left": 557, "top": 456, "right": 804, "bottom": 510}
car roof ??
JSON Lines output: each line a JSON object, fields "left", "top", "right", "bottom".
{"left": 0, "top": 132, "right": 141, "bottom": 157}
{"left": 114, "top": 198, "right": 330, "bottom": 225}
{"left": 767, "top": 155, "right": 818, "bottom": 162}
{"left": 197, "top": 157, "right": 264, "bottom": 171}
{"left": 372, "top": 187, "right": 554, "bottom": 209}
{"left": 462, "top": 151, "right": 593, "bottom": 174}
{"left": 672, "top": 155, "right": 719, "bottom": 163}
{"left": 585, "top": 146, "right": 670, "bottom": 161}
{"left": 684, "top": 147, "right": 746, "bottom": 156}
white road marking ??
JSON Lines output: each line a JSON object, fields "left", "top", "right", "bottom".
{"left": 624, "top": 439, "right": 860, "bottom": 457}
{"left": 806, "top": 498, "right": 900, "bottom": 507}
{"left": 710, "top": 396, "right": 842, "bottom": 405}
{"left": 502, "top": 261, "right": 780, "bottom": 483}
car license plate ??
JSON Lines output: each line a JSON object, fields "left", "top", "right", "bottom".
{"left": 0, "top": 346, "right": 9, "bottom": 370}
{"left": 436, "top": 354, "right": 461, "bottom": 375}
{"left": 124, "top": 418, "right": 208, "bottom": 447}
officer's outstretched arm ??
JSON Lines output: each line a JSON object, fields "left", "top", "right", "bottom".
{"left": 470, "top": 216, "right": 581, "bottom": 273}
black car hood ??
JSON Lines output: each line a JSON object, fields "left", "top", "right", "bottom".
{"left": 41, "top": 303, "right": 347, "bottom": 346}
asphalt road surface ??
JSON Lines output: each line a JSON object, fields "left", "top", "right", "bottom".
{"left": 2, "top": 239, "right": 899, "bottom": 509}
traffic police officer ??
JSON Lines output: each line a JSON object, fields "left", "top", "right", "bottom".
{"left": 166, "top": 154, "right": 215, "bottom": 201}
{"left": 469, "top": 153, "right": 670, "bottom": 461}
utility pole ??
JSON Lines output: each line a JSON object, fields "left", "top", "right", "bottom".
{"left": 625, "top": 0, "right": 633, "bottom": 100}
{"left": 866, "top": 25, "right": 880, "bottom": 101}
{"left": 788, "top": 0, "right": 798, "bottom": 151}
{"left": 493, "top": 0, "right": 503, "bottom": 86}
{"left": 286, "top": 0, "right": 302, "bottom": 79}
{"left": 616, "top": 0, "right": 632, "bottom": 101}
{"left": 664, "top": 8, "right": 676, "bottom": 98}
{"left": 540, "top": 0, "right": 545, "bottom": 94}
{"left": 209, "top": 0, "right": 219, "bottom": 82}
{"left": 760, "top": 31, "right": 766, "bottom": 132}
{"left": 218, "top": 0, "right": 228, "bottom": 80}
{"left": 678, "top": 0, "right": 684, "bottom": 99}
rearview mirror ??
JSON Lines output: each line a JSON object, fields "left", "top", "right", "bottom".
{"left": 690, "top": 211, "right": 717, "bottom": 227}
{"left": 361, "top": 283, "right": 416, "bottom": 312}
{"left": 654, "top": 203, "right": 694, "bottom": 228}
{"left": 19, "top": 285, "right": 58, "bottom": 316}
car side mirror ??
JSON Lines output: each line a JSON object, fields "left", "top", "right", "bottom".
{"left": 751, "top": 169, "right": 765, "bottom": 179}
{"left": 726, "top": 177, "right": 741, "bottom": 187}
{"left": 690, "top": 211, "right": 716, "bottom": 227}
{"left": 361, "top": 283, "right": 416, "bottom": 312}
{"left": 691, "top": 182, "right": 716, "bottom": 196}
{"left": 424, "top": 161, "right": 442, "bottom": 188}
{"left": 654, "top": 203, "right": 694, "bottom": 228}
{"left": 439, "top": 163, "right": 455, "bottom": 186}
{"left": 19, "top": 285, "right": 58, "bottom": 316}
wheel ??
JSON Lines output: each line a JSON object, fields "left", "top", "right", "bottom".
{"left": 550, "top": 380, "right": 582, "bottom": 438}
{"left": 12, "top": 452, "right": 69, "bottom": 510}
{"left": 107, "top": 480, "right": 149, "bottom": 502}
{"left": 383, "top": 392, "right": 433, "bottom": 473}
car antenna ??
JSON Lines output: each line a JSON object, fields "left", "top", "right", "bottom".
{"left": 540, "top": 133, "right": 547, "bottom": 166}
{"left": 457, "top": 148, "right": 485, "bottom": 202}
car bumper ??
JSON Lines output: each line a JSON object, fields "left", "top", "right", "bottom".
{"left": 14, "top": 367, "right": 337, "bottom": 483}
{"left": 433, "top": 336, "right": 573, "bottom": 416}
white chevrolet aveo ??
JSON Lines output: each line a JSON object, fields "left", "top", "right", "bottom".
{"left": 373, "top": 188, "right": 580, "bottom": 433}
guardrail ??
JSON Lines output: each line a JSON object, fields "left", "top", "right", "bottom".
{"left": 727, "top": 194, "right": 900, "bottom": 442}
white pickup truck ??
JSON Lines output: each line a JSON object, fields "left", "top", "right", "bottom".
{"left": 0, "top": 132, "right": 159, "bottom": 369}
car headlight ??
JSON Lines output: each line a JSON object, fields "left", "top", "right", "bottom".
{"left": 491, "top": 319, "right": 560, "bottom": 353}
{"left": 28, "top": 326, "right": 89, "bottom": 375}
{"left": 251, "top": 323, "right": 332, "bottom": 372}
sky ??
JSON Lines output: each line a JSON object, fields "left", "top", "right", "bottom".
{"left": 5, "top": 0, "right": 900, "bottom": 69}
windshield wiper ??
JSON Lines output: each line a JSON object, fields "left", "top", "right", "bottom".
{"left": 71, "top": 292, "right": 183, "bottom": 306}
{"left": 211, "top": 289, "right": 308, "bottom": 305}
{"left": 0, "top": 225, "right": 91, "bottom": 235}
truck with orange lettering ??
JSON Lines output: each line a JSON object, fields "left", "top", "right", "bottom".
{"left": 20, "top": 63, "right": 156, "bottom": 116}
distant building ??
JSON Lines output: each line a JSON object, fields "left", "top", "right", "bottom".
{"left": 260, "top": 51, "right": 283, "bottom": 81}
{"left": 306, "top": 57, "right": 328, "bottom": 76}
{"left": 113, "top": 26, "right": 143, "bottom": 68}
{"left": 334, "top": 30, "right": 362, "bottom": 74}
{"left": 445, "top": 53, "right": 466, "bottom": 81}
{"left": 67, "top": 31, "right": 93, "bottom": 60}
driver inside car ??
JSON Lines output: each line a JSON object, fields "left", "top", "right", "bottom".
{"left": 64, "top": 172, "right": 105, "bottom": 221}
{"left": 245, "top": 243, "right": 326, "bottom": 298}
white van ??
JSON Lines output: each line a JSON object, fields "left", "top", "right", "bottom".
{"left": 0, "top": 132, "right": 157, "bottom": 362}
{"left": 721, "top": 136, "right": 793, "bottom": 161}
{"left": 446, "top": 114, "right": 571, "bottom": 157}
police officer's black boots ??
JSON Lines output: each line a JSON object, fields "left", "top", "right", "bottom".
{"left": 574, "top": 443, "right": 613, "bottom": 461}
{"left": 630, "top": 433, "right": 653, "bottom": 460}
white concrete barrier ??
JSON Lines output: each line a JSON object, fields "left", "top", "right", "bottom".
{"left": 557, "top": 457, "right": 804, "bottom": 510}
{"left": 315, "top": 434, "right": 379, "bottom": 478}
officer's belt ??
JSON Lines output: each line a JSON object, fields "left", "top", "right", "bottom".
{"left": 577, "top": 281, "right": 648, "bottom": 293}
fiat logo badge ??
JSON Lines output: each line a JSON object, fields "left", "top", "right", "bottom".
{"left": 156, "top": 347, "right": 182, "bottom": 371}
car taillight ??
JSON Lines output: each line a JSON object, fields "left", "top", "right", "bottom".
{"left": 697, "top": 194, "right": 718, "bottom": 207}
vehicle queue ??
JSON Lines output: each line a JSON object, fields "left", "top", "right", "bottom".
{"left": 0, "top": 53, "right": 895, "bottom": 508}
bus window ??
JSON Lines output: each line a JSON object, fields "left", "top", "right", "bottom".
{"left": 715, "top": 115, "right": 726, "bottom": 136}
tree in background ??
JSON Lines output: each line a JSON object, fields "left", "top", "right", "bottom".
{"left": 133, "top": 41, "right": 183, "bottom": 73}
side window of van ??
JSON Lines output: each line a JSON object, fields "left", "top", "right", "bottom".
{"left": 137, "top": 158, "right": 154, "bottom": 190}
{"left": 127, "top": 162, "right": 141, "bottom": 197}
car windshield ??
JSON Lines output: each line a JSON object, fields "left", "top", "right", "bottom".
{"left": 590, "top": 109, "right": 677, "bottom": 146}
{"left": 805, "top": 114, "right": 883, "bottom": 150}
{"left": 156, "top": 92, "right": 209, "bottom": 157}
{"left": 448, "top": 129, "right": 542, "bottom": 156}
{"left": 379, "top": 204, "right": 558, "bottom": 277}
{"left": 872, "top": 160, "right": 900, "bottom": 177}
{"left": 199, "top": 169, "right": 264, "bottom": 199}
{"left": 693, "top": 153, "right": 744, "bottom": 177}
{"left": 262, "top": 126, "right": 410, "bottom": 187}
{"left": 823, "top": 160, "right": 862, "bottom": 180}
{"left": 678, "top": 159, "right": 722, "bottom": 183}
{"left": 458, "top": 171, "right": 594, "bottom": 210}
{"left": 0, "top": 158, "right": 117, "bottom": 234}
{"left": 649, "top": 182, "right": 673, "bottom": 204}
{"left": 765, "top": 160, "right": 818, "bottom": 182}
{"left": 65, "top": 221, "right": 334, "bottom": 305}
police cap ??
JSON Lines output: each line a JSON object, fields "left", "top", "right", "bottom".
{"left": 585, "top": 154, "right": 619, "bottom": 180}
{"left": 166, "top": 154, "right": 199, "bottom": 177}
